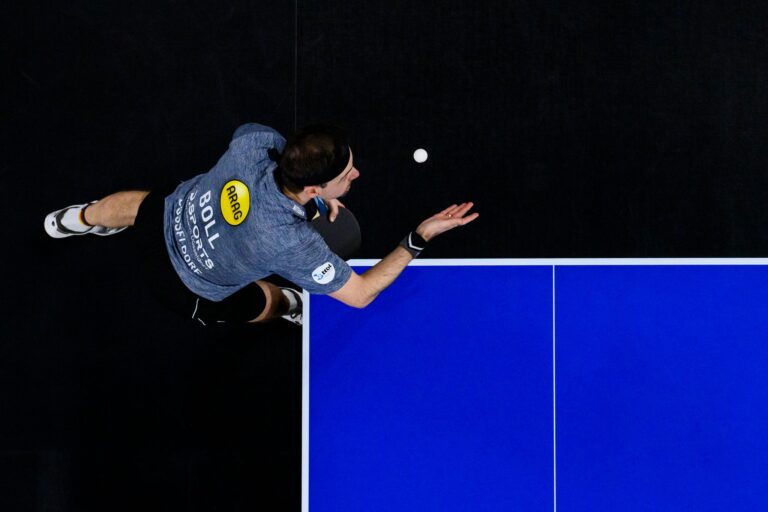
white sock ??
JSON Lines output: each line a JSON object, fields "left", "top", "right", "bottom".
{"left": 281, "top": 288, "right": 301, "bottom": 314}
{"left": 60, "top": 205, "right": 93, "bottom": 232}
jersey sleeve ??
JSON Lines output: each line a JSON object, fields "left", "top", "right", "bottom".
{"left": 272, "top": 230, "right": 353, "bottom": 295}
{"left": 229, "top": 124, "right": 286, "bottom": 153}
{"left": 231, "top": 123, "right": 281, "bottom": 141}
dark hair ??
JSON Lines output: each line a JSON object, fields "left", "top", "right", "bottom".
{"left": 277, "top": 124, "right": 350, "bottom": 193}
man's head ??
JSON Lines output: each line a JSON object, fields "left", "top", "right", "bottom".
{"left": 277, "top": 124, "right": 360, "bottom": 202}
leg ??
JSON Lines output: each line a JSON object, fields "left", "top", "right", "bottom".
{"left": 84, "top": 190, "right": 150, "bottom": 228}
{"left": 248, "top": 281, "right": 290, "bottom": 323}
{"left": 190, "top": 280, "right": 301, "bottom": 325}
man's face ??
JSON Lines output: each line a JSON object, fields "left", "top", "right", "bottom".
{"left": 316, "top": 149, "right": 360, "bottom": 200}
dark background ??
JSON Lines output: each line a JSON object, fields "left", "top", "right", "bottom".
{"left": 3, "top": 0, "right": 768, "bottom": 510}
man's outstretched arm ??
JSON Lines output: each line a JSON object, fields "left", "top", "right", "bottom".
{"left": 330, "top": 202, "right": 479, "bottom": 308}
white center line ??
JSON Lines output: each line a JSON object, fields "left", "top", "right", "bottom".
{"left": 552, "top": 265, "right": 557, "bottom": 512}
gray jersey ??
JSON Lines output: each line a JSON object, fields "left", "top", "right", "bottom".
{"left": 163, "top": 123, "right": 352, "bottom": 301}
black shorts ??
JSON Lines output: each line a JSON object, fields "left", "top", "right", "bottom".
{"left": 133, "top": 189, "right": 268, "bottom": 325}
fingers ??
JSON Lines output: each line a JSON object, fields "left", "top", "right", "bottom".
{"left": 329, "top": 199, "right": 344, "bottom": 222}
{"left": 439, "top": 204, "right": 458, "bottom": 216}
{"left": 459, "top": 212, "right": 480, "bottom": 225}
{"left": 418, "top": 201, "right": 479, "bottom": 241}
{"left": 443, "top": 202, "right": 475, "bottom": 219}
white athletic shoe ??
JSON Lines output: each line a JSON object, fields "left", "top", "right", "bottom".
{"left": 44, "top": 203, "right": 127, "bottom": 239}
{"left": 280, "top": 287, "right": 303, "bottom": 326}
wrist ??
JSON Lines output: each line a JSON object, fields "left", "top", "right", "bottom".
{"left": 399, "top": 230, "right": 428, "bottom": 257}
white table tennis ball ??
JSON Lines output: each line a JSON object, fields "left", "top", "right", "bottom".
{"left": 413, "top": 148, "right": 428, "bottom": 163}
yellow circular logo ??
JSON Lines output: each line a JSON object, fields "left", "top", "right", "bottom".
{"left": 220, "top": 180, "right": 250, "bottom": 226}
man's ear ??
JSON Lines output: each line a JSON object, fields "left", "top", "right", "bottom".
{"left": 303, "top": 185, "right": 321, "bottom": 198}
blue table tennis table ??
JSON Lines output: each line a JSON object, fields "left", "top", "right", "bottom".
{"left": 303, "top": 260, "right": 768, "bottom": 511}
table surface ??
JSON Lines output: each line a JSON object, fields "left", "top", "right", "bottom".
{"left": 304, "top": 260, "right": 768, "bottom": 512}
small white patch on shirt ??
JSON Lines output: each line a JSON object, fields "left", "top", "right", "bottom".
{"left": 312, "top": 262, "right": 336, "bottom": 284}
{"left": 292, "top": 204, "right": 306, "bottom": 218}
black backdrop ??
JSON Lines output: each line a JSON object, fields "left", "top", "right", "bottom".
{"left": 3, "top": 1, "right": 768, "bottom": 510}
